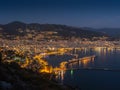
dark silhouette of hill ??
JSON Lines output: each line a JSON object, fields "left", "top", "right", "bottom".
{"left": 83, "top": 27, "right": 120, "bottom": 38}
{"left": 97, "top": 28, "right": 120, "bottom": 38}
{"left": 0, "top": 21, "right": 108, "bottom": 39}
{"left": 0, "top": 62, "right": 69, "bottom": 90}
{"left": 2, "top": 21, "right": 26, "bottom": 35}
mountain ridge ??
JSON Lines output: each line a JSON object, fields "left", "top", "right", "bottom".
{"left": 83, "top": 27, "right": 120, "bottom": 38}
{"left": 0, "top": 21, "right": 109, "bottom": 40}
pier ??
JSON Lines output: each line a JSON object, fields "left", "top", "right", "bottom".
{"left": 68, "top": 55, "right": 95, "bottom": 63}
{"left": 66, "top": 55, "right": 95, "bottom": 68}
{"left": 62, "top": 55, "right": 120, "bottom": 72}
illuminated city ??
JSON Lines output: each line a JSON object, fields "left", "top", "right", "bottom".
{"left": 1, "top": 0, "right": 120, "bottom": 90}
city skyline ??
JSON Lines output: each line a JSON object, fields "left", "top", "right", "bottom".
{"left": 0, "top": 0, "right": 120, "bottom": 28}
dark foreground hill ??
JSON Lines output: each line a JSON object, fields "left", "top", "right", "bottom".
{"left": 0, "top": 62, "right": 70, "bottom": 90}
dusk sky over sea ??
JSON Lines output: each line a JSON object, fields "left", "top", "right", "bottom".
{"left": 0, "top": 0, "right": 120, "bottom": 28}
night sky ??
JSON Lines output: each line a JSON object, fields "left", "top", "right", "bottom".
{"left": 0, "top": 0, "right": 120, "bottom": 28}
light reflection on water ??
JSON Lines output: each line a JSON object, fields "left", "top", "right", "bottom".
{"left": 46, "top": 47, "right": 120, "bottom": 71}
{"left": 54, "top": 48, "right": 120, "bottom": 89}
{"left": 56, "top": 70, "right": 65, "bottom": 84}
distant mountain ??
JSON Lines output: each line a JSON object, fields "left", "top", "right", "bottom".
{"left": 0, "top": 21, "right": 108, "bottom": 39}
{"left": 83, "top": 27, "right": 120, "bottom": 37}
{"left": 2, "top": 21, "right": 26, "bottom": 34}
{"left": 97, "top": 28, "right": 120, "bottom": 38}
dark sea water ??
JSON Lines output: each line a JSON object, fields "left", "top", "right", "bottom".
{"left": 46, "top": 48, "right": 120, "bottom": 90}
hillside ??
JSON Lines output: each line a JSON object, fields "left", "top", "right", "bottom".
{"left": 0, "top": 21, "right": 108, "bottom": 40}
{"left": 97, "top": 28, "right": 120, "bottom": 38}
{"left": 0, "top": 62, "right": 69, "bottom": 90}
{"left": 83, "top": 27, "right": 120, "bottom": 39}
